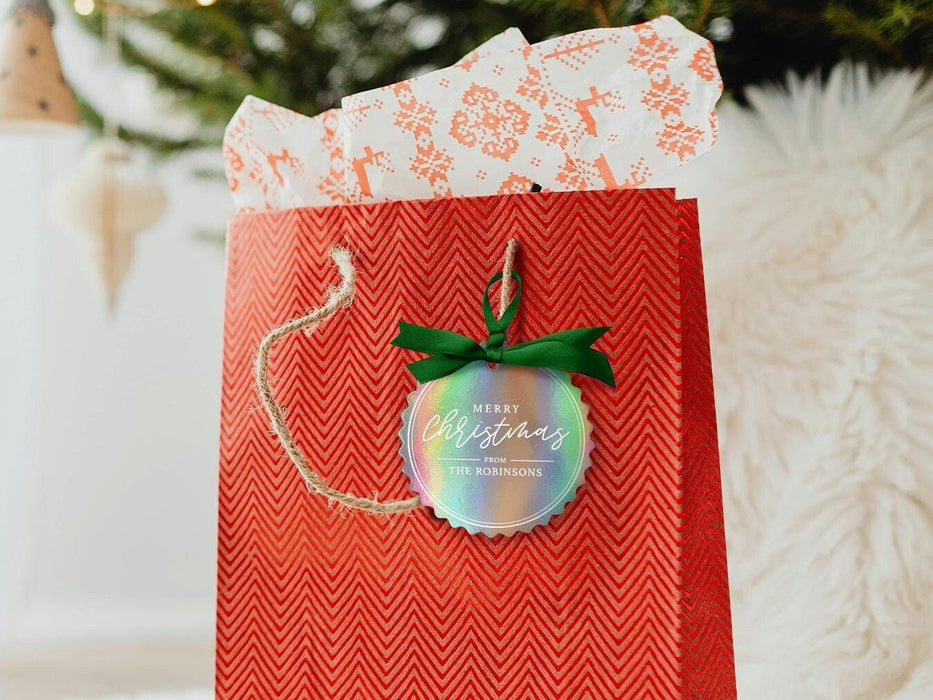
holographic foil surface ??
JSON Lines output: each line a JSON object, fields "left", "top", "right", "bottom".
{"left": 400, "top": 363, "right": 593, "bottom": 536}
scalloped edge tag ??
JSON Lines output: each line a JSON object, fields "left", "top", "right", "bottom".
{"left": 400, "top": 363, "right": 593, "bottom": 536}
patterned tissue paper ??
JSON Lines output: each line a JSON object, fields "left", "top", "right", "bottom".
{"left": 224, "top": 28, "right": 528, "bottom": 211}
{"left": 224, "top": 16, "right": 721, "bottom": 212}
{"left": 342, "top": 16, "right": 721, "bottom": 203}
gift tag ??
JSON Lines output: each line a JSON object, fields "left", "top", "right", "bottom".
{"left": 400, "top": 362, "right": 593, "bottom": 536}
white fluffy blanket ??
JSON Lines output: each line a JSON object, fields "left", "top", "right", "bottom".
{"left": 677, "top": 63, "right": 933, "bottom": 699}
{"left": 77, "top": 64, "right": 933, "bottom": 700}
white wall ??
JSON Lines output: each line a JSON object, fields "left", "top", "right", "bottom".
{"left": 0, "top": 1, "right": 232, "bottom": 648}
{"left": 0, "top": 137, "right": 44, "bottom": 643}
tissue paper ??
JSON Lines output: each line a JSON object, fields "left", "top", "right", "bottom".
{"left": 342, "top": 16, "right": 721, "bottom": 202}
{"left": 224, "top": 16, "right": 721, "bottom": 211}
{"left": 224, "top": 28, "right": 528, "bottom": 211}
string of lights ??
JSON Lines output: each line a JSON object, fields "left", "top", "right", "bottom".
{"left": 73, "top": 0, "right": 217, "bottom": 18}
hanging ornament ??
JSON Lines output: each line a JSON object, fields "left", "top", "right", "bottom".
{"left": 49, "top": 4, "right": 165, "bottom": 313}
{"left": 51, "top": 138, "right": 166, "bottom": 312}
{"left": 0, "top": 0, "right": 80, "bottom": 132}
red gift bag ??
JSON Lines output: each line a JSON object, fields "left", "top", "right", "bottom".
{"left": 216, "top": 188, "right": 735, "bottom": 698}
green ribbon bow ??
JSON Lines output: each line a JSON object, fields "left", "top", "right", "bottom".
{"left": 390, "top": 271, "right": 616, "bottom": 387}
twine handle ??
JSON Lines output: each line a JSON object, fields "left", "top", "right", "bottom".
{"left": 499, "top": 237, "right": 517, "bottom": 319}
{"left": 254, "top": 239, "right": 519, "bottom": 514}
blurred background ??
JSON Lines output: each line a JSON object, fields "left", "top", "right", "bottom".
{"left": 0, "top": 1, "right": 930, "bottom": 698}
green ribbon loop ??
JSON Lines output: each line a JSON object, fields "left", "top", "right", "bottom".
{"left": 391, "top": 271, "right": 616, "bottom": 387}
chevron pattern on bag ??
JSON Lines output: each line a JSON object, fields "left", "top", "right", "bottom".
{"left": 676, "top": 199, "right": 736, "bottom": 696}
{"left": 217, "top": 189, "right": 735, "bottom": 698}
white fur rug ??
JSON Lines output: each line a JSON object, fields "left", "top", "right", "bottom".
{"left": 77, "top": 64, "right": 933, "bottom": 700}
{"left": 678, "top": 63, "right": 933, "bottom": 699}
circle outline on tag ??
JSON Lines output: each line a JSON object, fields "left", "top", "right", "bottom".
{"left": 400, "top": 363, "right": 593, "bottom": 536}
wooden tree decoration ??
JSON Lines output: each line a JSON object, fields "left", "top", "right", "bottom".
{"left": 0, "top": 0, "right": 79, "bottom": 130}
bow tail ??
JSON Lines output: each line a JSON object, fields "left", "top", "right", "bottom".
{"left": 503, "top": 341, "right": 616, "bottom": 387}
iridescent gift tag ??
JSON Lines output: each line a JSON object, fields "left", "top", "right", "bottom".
{"left": 400, "top": 362, "right": 593, "bottom": 536}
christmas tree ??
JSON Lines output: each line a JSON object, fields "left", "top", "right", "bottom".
{"left": 73, "top": 0, "right": 932, "bottom": 153}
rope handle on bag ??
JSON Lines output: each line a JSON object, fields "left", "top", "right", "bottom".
{"left": 254, "top": 239, "right": 518, "bottom": 514}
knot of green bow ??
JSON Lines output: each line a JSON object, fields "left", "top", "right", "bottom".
{"left": 390, "top": 271, "right": 616, "bottom": 387}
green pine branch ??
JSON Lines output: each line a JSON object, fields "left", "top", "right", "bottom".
{"left": 70, "top": 0, "right": 931, "bottom": 157}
